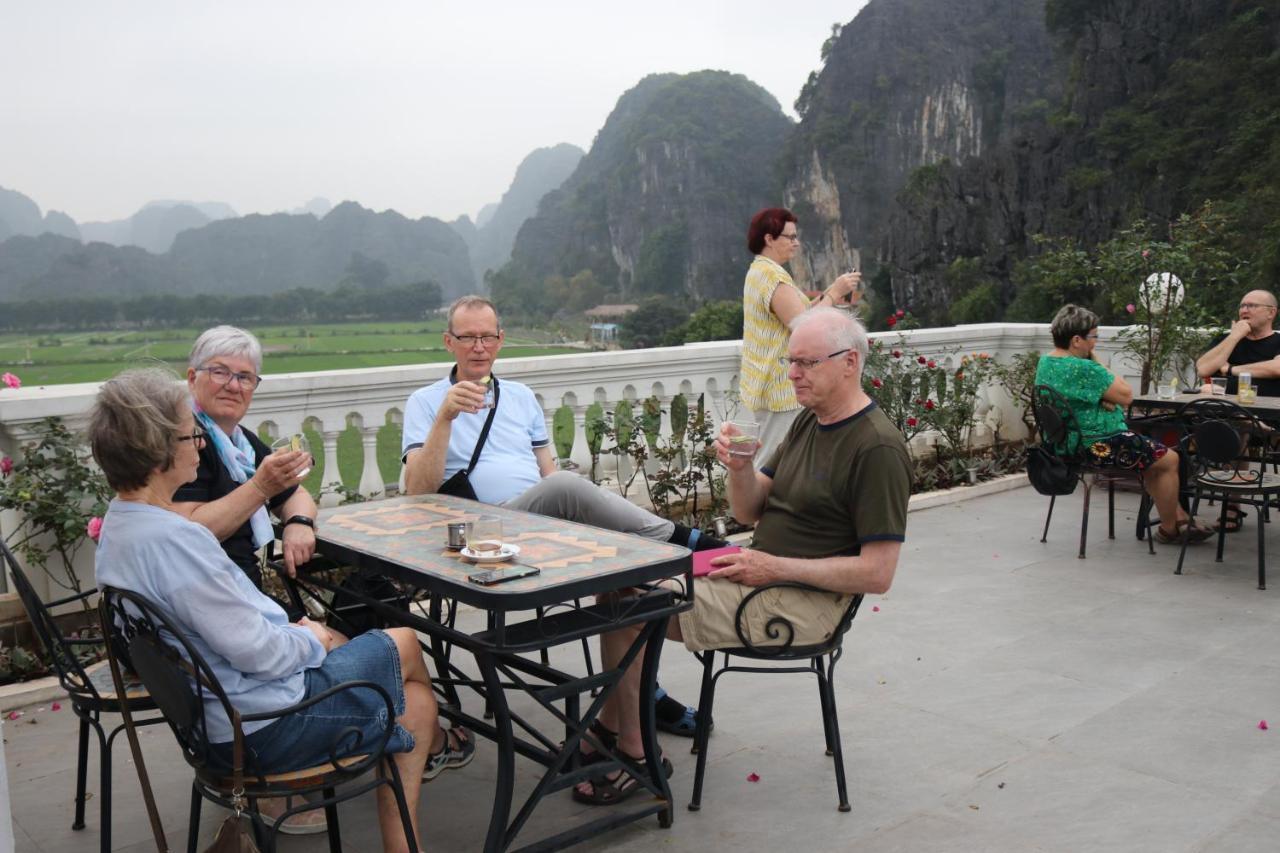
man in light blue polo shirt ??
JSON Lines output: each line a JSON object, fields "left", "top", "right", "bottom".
{"left": 402, "top": 295, "right": 724, "bottom": 549}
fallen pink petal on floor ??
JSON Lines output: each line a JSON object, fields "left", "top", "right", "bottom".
{"left": 872, "top": 605, "right": 880, "bottom": 612}
{"left": 1259, "top": 720, "right": 1269, "bottom": 731}
{"left": 50, "top": 702, "right": 61, "bottom": 711}
{"left": 747, "top": 772, "right": 760, "bottom": 782}
{"left": 6, "top": 711, "right": 22, "bottom": 720}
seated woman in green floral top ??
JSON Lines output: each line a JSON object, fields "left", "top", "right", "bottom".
{"left": 1035, "top": 304, "right": 1213, "bottom": 544}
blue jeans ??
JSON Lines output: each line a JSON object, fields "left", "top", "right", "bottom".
{"left": 212, "top": 629, "right": 415, "bottom": 775}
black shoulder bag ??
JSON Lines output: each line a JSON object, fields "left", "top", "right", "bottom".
{"left": 437, "top": 376, "right": 500, "bottom": 501}
{"left": 1025, "top": 444, "right": 1080, "bottom": 496}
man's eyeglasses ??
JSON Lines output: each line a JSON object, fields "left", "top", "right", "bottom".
{"left": 176, "top": 428, "right": 207, "bottom": 446}
{"left": 778, "top": 349, "right": 851, "bottom": 371}
{"left": 449, "top": 332, "right": 501, "bottom": 347}
{"left": 196, "top": 365, "right": 261, "bottom": 389}
{"left": 1240, "top": 302, "right": 1276, "bottom": 311}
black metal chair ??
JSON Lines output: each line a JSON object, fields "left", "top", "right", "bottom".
{"left": 687, "top": 582, "right": 864, "bottom": 813}
{"left": 2, "top": 540, "right": 162, "bottom": 853}
{"left": 1031, "top": 384, "right": 1155, "bottom": 558}
{"left": 1173, "top": 397, "right": 1280, "bottom": 589}
{"left": 98, "top": 584, "right": 419, "bottom": 852}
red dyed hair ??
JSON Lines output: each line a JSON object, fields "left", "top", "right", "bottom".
{"left": 747, "top": 207, "right": 797, "bottom": 255}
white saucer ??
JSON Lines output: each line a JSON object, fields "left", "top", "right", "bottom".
{"left": 461, "top": 543, "right": 520, "bottom": 563}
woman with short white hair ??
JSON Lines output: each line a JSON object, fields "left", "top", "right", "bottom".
{"left": 173, "top": 325, "right": 317, "bottom": 588}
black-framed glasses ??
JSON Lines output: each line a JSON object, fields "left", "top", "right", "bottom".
{"left": 778, "top": 349, "right": 851, "bottom": 371}
{"left": 448, "top": 332, "right": 501, "bottom": 347}
{"left": 1240, "top": 302, "right": 1276, "bottom": 311}
{"left": 196, "top": 365, "right": 261, "bottom": 389}
{"left": 779, "top": 232, "right": 800, "bottom": 243}
{"left": 176, "top": 428, "right": 207, "bottom": 446}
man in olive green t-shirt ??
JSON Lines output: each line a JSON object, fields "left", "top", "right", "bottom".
{"left": 573, "top": 307, "right": 910, "bottom": 805}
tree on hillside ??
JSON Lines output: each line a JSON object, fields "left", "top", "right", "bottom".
{"left": 619, "top": 296, "right": 687, "bottom": 348}
{"left": 664, "top": 300, "right": 743, "bottom": 345}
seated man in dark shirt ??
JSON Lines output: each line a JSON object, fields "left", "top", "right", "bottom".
{"left": 1197, "top": 289, "right": 1280, "bottom": 396}
{"left": 572, "top": 307, "right": 911, "bottom": 805}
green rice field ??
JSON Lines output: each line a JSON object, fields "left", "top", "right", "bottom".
{"left": 1, "top": 321, "right": 584, "bottom": 494}
{"left": 0, "top": 321, "right": 581, "bottom": 386}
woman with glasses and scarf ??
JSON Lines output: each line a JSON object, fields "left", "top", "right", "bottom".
{"left": 172, "top": 325, "right": 317, "bottom": 589}
{"left": 740, "top": 207, "right": 863, "bottom": 464}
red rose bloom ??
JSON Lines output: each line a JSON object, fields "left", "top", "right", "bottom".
{"left": 892, "top": 350, "right": 902, "bottom": 358}
{"left": 906, "top": 417, "right": 918, "bottom": 427}
{"left": 871, "top": 378, "right": 883, "bottom": 388}
{"left": 927, "top": 360, "right": 936, "bottom": 369}
{"left": 924, "top": 400, "right": 936, "bottom": 411}
{"left": 886, "top": 316, "right": 897, "bottom": 327}
{"left": 896, "top": 309, "right": 905, "bottom": 318}
{"left": 917, "top": 356, "right": 927, "bottom": 365}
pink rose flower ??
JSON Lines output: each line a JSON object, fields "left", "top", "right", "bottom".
{"left": 896, "top": 309, "right": 906, "bottom": 319}
{"left": 0, "top": 456, "right": 11, "bottom": 476}
{"left": 1126, "top": 303, "right": 1136, "bottom": 314}
{"left": 926, "top": 360, "right": 937, "bottom": 369}
{"left": 1142, "top": 249, "right": 1151, "bottom": 259}
{"left": 86, "top": 516, "right": 103, "bottom": 542}
{"left": 1, "top": 372, "right": 20, "bottom": 389}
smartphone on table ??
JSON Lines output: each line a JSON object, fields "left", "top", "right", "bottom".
{"left": 468, "top": 565, "right": 540, "bottom": 585}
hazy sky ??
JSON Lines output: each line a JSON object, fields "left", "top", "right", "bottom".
{"left": 2, "top": 1, "right": 870, "bottom": 225}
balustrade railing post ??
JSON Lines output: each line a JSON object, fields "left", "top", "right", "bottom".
{"left": 356, "top": 426, "right": 384, "bottom": 499}
{"left": 318, "top": 430, "right": 343, "bottom": 507}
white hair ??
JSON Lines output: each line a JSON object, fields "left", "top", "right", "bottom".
{"left": 789, "top": 306, "right": 869, "bottom": 365}
{"left": 188, "top": 325, "right": 263, "bottom": 372}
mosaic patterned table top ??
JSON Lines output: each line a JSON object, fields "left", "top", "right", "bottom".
{"left": 316, "top": 493, "right": 690, "bottom": 600}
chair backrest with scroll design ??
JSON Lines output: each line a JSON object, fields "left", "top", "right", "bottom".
{"left": 99, "top": 585, "right": 226, "bottom": 775}
{"left": 2, "top": 539, "right": 100, "bottom": 702}
{"left": 732, "top": 581, "right": 865, "bottom": 660}
{"left": 1032, "top": 383, "right": 1092, "bottom": 459}
{"left": 1176, "top": 397, "right": 1265, "bottom": 484}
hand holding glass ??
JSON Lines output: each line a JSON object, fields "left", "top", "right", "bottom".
{"left": 270, "top": 434, "right": 311, "bottom": 478}
{"left": 725, "top": 420, "right": 760, "bottom": 457}
{"left": 1210, "top": 377, "right": 1228, "bottom": 396}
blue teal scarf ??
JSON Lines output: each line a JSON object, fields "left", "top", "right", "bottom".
{"left": 192, "top": 402, "right": 274, "bottom": 550}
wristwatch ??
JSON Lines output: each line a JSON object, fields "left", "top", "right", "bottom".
{"left": 283, "top": 515, "right": 315, "bottom": 530}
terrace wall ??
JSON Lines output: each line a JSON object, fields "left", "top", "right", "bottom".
{"left": 1, "top": 323, "right": 1147, "bottom": 598}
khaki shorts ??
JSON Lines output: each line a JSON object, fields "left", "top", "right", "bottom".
{"left": 678, "top": 577, "right": 850, "bottom": 653}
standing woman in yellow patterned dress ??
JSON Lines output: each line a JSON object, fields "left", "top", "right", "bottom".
{"left": 739, "top": 207, "right": 863, "bottom": 463}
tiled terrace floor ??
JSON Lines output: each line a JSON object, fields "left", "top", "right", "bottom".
{"left": 6, "top": 484, "right": 1280, "bottom": 852}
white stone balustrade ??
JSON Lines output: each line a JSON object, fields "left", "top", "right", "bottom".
{"left": 0, "top": 322, "right": 1149, "bottom": 597}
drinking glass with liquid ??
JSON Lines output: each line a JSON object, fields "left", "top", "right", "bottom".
{"left": 1238, "top": 371, "right": 1257, "bottom": 405}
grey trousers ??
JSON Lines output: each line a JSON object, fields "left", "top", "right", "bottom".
{"left": 503, "top": 471, "right": 675, "bottom": 542}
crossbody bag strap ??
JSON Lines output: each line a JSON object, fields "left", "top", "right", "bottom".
{"left": 464, "top": 376, "right": 500, "bottom": 475}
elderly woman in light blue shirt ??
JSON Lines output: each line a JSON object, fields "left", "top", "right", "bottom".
{"left": 89, "top": 368, "right": 472, "bottom": 853}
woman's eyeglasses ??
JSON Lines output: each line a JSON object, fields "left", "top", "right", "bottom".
{"left": 176, "top": 428, "right": 207, "bottom": 446}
